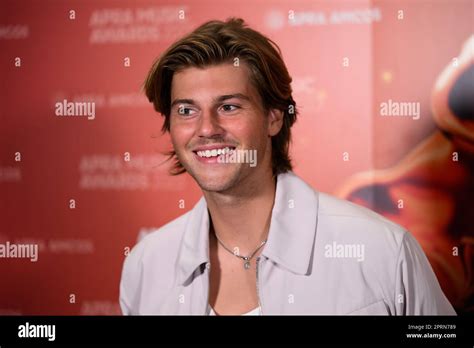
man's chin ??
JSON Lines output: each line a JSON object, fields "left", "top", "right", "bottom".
{"left": 187, "top": 165, "right": 241, "bottom": 193}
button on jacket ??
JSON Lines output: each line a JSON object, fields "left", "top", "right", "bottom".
{"left": 120, "top": 172, "right": 456, "bottom": 315}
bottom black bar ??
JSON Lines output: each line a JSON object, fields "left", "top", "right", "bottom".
{"left": 0, "top": 315, "right": 472, "bottom": 346}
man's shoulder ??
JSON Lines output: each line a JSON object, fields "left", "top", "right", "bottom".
{"left": 145, "top": 210, "right": 191, "bottom": 242}
{"left": 120, "top": 207, "right": 196, "bottom": 314}
{"left": 283, "top": 172, "right": 407, "bottom": 244}
{"left": 127, "top": 208, "right": 193, "bottom": 264}
{"left": 317, "top": 191, "right": 407, "bottom": 244}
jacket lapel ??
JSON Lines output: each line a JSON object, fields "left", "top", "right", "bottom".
{"left": 176, "top": 197, "right": 211, "bottom": 285}
{"left": 262, "top": 172, "right": 319, "bottom": 276}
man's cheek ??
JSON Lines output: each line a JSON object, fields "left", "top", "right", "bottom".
{"left": 170, "top": 127, "right": 188, "bottom": 148}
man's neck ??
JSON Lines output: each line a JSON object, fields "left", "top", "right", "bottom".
{"left": 203, "top": 169, "right": 277, "bottom": 254}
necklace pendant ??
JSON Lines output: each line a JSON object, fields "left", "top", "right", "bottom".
{"left": 244, "top": 261, "right": 251, "bottom": 270}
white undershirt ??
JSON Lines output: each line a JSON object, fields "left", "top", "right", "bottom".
{"left": 208, "top": 304, "right": 261, "bottom": 315}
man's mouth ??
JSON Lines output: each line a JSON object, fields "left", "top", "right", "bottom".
{"left": 194, "top": 146, "right": 236, "bottom": 158}
{"left": 191, "top": 145, "right": 237, "bottom": 164}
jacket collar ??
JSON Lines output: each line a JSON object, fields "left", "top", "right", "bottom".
{"left": 176, "top": 196, "right": 210, "bottom": 285}
{"left": 262, "top": 172, "right": 319, "bottom": 275}
{"left": 176, "top": 172, "right": 319, "bottom": 285}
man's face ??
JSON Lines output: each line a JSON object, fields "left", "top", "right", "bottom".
{"left": 169, "top": 63, "right": 275, "bottom": 192}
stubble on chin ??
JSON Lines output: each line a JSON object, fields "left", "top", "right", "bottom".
{"left": 189, "top": 165, "right": 244, "bottom": 193}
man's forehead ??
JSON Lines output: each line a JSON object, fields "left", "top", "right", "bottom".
{"left": 171, "top": 63, "right": 255, "bottom": 100}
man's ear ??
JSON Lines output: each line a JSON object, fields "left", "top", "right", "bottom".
{"left": 268, "top": 109, "right": 284, "bottom": 137}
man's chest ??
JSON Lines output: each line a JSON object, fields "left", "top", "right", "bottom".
{"left": 208, "top": 256, "right": 260, "bottom": 315}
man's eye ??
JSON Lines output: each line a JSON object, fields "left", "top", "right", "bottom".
{"left": 220, "top": 104, "right": 240, "bottom": 112}
{"left": 177, "top": 106, "right": 195, "bottom": 116}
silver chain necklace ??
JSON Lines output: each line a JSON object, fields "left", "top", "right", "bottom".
{"left": 214, "top": 232, "right": 267, "bottom": 270}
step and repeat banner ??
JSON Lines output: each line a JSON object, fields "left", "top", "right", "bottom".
{"left": 1, "top": 0, "right": 473, "bottom": 314}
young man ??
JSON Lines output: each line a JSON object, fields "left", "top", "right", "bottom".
{"left": 120, "top": 18, "right": 455, "bottom": 315}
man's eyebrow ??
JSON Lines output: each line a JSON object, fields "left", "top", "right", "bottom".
{"left": 215, "top": 93, "right": 251, "bottom": 103}
{"left": 170, "top": 94, "right": 251, "bottom": 108}
{"left": 170, "top": 98, "right": 195, "bottom": 108}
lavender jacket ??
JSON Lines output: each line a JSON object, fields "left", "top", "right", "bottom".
{"left": 120, "top": 172, "right": 456, "bottom": 315}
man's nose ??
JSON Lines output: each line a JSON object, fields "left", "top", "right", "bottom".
{"left": 197, "top": 110, "right": 224, "bottom": 137}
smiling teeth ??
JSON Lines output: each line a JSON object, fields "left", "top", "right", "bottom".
{"left": 197, "top": 147, "right": 234, "bottom": 158}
